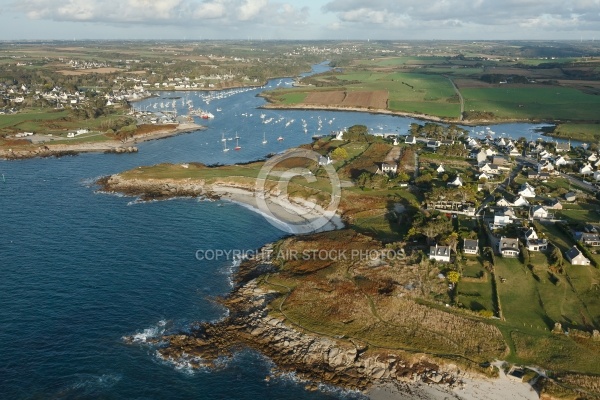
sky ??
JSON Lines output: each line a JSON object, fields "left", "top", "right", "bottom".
{"left": 0, "top": 0, "right": 599, "bottom": 41}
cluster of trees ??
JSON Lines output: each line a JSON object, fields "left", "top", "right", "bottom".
{"left": 344, "top": 125, "right": 374, "bottom": 142}
{"left": 409, "top": 122, "right": 467, "bottom": 140}
{"left": 480, "top": 74, "right": 530, "bottom": 84}
{"left": 407, "top": 212, "right": 455, "bottom": 246}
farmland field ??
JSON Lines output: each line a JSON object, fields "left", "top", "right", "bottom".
{"left": 462, "top": 86, "right": 600, "bottom": 120}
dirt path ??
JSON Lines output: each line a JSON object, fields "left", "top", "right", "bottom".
{"left": 447, "top": 77, "right": 464, "bottom": 121}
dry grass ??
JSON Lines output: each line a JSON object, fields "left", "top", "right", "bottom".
{"left": 305, "top": 91, "right": 346, "bottom": 105}
{"left": 303, "top": 90, "right": 388, "bottom": 109}
{"left": 266, "top": 230, "right": 508, "bottom": 362}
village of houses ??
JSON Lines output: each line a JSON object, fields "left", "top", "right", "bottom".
{"left": 397, "top": 131, "right": 600, "bottom": 271}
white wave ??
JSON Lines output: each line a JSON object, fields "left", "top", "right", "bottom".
{"left": 126, "top": 320, "right": 168, "bottom": 343}
{"left": 70, "top": 373, "right": 123, "bottom": 393}
{"left": 154, "top": 350, "right": 209, "bottom": 375}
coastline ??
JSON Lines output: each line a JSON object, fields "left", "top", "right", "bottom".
{"left": 0, "top": 122, "right": 204, "bottom": 160}
{"left": 260, "top": 102, "right": 552, "bottom": 127}
{"left": 101, "top": 171, "right": 554, "bottom": 400}
{"left": 128, "top": 245, "right": 540, "bottom": 400}
{"left": 97, "top": 174, "right": 344, "bottom": 233}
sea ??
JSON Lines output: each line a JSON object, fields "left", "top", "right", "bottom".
{"left": 0, "top": 62, "right": 572, "bottom": 399}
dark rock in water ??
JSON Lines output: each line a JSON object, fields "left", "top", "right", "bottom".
{"left": 105, "top": 146, "right": 138, "bottom": 154}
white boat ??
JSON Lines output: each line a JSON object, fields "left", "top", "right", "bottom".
{"left": 277, "top": 136, "right": 284, "bottom": 142}
{"left": 234, "top": 137, "right": 241, "bottom": 151}
{"left": 262, "top": 133, "right": 267, "bottom": 144}
{"left": 223, "top": 140, "right": 229, "bottom": 152}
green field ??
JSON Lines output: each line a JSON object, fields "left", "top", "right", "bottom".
{"left": 550, "top": 123, "right": 600, "bottom": 142}
{"left": 462, "top": 86, "right": 600, "bottom": 121}
{"left": 267, "top": 71, "right": 461, "bottom": 119}
{"left": 0, "top": 109, "right": 70, "bottom": 130}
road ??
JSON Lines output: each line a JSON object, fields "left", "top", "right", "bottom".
{"left": 447, "top": 77, "right": 464, "bottom": 121}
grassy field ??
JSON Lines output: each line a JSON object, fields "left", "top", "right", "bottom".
{"left": 264, "top": 71, "right": 461, "bottom": 119}
{"left": 0, "top": 109, "right": 70, "bottom": 131}
{"left": 549, "top": 122, "right": 600, "bottom": 142}
{"left": 462, "top": 86, "right": 600, "bottom": 121}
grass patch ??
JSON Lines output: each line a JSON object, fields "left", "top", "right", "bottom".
{"left": 462, "top": 86, "right": 600, "bottom": 121}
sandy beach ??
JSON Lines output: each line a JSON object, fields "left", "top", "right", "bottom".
{"left": 368, "top": 362, "right": 539, "bottom": 400}
{"left": 212, "top": 184, "right": 345, "bottom": 233}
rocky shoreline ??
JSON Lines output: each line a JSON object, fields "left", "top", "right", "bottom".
{"left": 126, "top": 247, "right": 464, "bottom": 394}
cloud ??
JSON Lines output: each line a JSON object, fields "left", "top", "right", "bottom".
{"left": 322, "top": 0, "right": 600, "bottom": 33}
{"left": 13, "top": 0, "right": 308, "bottom": 26}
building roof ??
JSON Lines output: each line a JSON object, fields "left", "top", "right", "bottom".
{"left": 565, "top": 245, "right": 585, "bottom": 260}
{"left": 430, "top": 245, "right": 450, "bottom": 257}
{"left": 463, "top": 239, "right": 478, "bottom": 250}
{"left": 499, "top": 237, "right": 519, "bottom": 249}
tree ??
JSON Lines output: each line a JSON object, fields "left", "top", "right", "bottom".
{"left": 551, "top": 246, "right": 564, "bottom": 267}
{"left": 330, "top": 147, "right": 348, "bottom": 160}
{"left": 447, "top": 271, "right": 461, "bottom": 284}
{"left": 445, "top": 232, "right": 459, "bottom": 254}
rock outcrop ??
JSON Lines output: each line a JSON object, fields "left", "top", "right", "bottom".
{"left": 128, "top": 250, "right": 463, "bottom": 393}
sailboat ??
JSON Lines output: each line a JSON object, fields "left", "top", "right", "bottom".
{"left": 234, "top": 131, "right": 240, "bottom": 140}
{"left": 223, "top": 140, "right": 229, "bottom": 152}
{"left": 234, "top": 136, "right": 241, "bottom": 151}
{"left": 221, "top": 132, "right": 226, "bottom": 142}
{"left": 262, "top": 132, "right": 267, "bottom": 144}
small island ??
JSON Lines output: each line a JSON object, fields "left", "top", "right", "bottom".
{"left": 104, "top": 124, "right": 600, "bottom": 399}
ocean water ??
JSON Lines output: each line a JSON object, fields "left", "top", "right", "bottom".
{"left": 0, "top": 63, "right": 564, "bottom": 399}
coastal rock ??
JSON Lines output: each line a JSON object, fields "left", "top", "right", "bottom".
{"left": 140, "top": 251, "right": 463, "bottom": 393}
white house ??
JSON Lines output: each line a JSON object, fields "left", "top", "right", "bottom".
{"left": 564, "top": 192, "right": 577, "bottom": 202}
{"left": 565, "top": 246, "right": 590, "bottom": 266}
{"left": 499, "top": 237, "right": 520, "bottom": 257}
{"left": 377, "top": 163, "right": 397, "bottom": 175}
{"left": 539, "top": 150, "right": 552, "bottom": 159}
{"left": 554, "top": 156, "right": 570, "bottom": 167}
{"left": 496, "top": 197, "right": 511, "bottom": 207}
{"left": 404, "top": 135, "right": 416, "bottom": 145}
{"left": 476, "top": 149, "right": 488, "bottom": 165}
{"left": 318, "top": 155, "right": 333, "bottom": 166}
{"left": 524, "top": 227, "right": 548, "bottom": 251}
{"left": 538, "top": 160, "right": 555, "bottom": 173}
{"left": 593, "top": 170, "right": 600, "bottom": 182}
{"left": 436, "top": 164, "right": 445, "bottom": 174}
{"left": 430, "top": 244, "right": 451, "bottom": 263}
{"left": 580, "top": 163, "right": 594, "bottom": 175}
{"left": 512, "top": 195, "right": 530, "bottom": 207}
{"left": 555, "top": 141, "right": 571, "bottom": 152}
{"left": 588, "top": 153, "right": 598, "bottom": 162}
{"left": 492, "top": 213, "right": 513, "bottom": 230}
{"left": 518, "top": 182, "right": 536, "bottom": 198}
{"left": 427, "top": 140, "right": 441, "bottom": 150}
{"left": 485, "top": 148, "right": 497, "bottom": 157}
{"left": 463, "top": 239, "right": 479, "bottom": 255}
{"left": 480, "top": 163, "right": 500, "bottom": 175}
{"left": 531, "top": 205, "right": 549, "bottom": 219}
{"left": 333, "top": 130, "right": 345, "bottom": 141}
{"left": 478, "top": 172, "right": 492, "bottom": 181}
{"left": 447, "top": 176, "right": 463, "bottom": 187}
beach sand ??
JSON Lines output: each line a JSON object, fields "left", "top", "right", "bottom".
{"left": 368, "top": 362, "right": 539, "bottom": 400}
{"left": 211, "top": 185, "right": 344, "bottom": 233}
